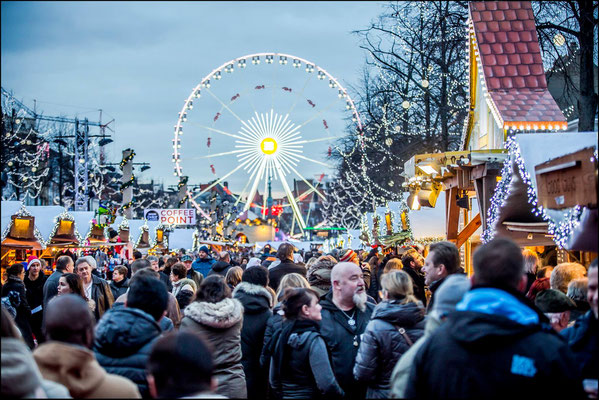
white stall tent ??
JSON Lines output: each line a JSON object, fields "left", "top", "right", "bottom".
{"left": 69, "top": 211, "right": 96, "bottom": 241}
{"left": 1, "top": 201, "right": 23, "bottom": 239}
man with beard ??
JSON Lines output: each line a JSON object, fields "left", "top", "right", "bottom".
{"left": 320, "top": 262, "right": 374, "bottom": 399}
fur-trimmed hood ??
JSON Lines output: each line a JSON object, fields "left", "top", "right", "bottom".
{"left": 233, "top": 281, "right": 274, "bottom": 308}
{"left": 184, "top": 298, "right": 243, "bottom": 329}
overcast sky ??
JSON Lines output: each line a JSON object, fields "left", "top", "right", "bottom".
{"left": 1, "top": 1, "right": 386, "bottom": 196}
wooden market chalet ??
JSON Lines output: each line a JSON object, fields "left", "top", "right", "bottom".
{"left": 401, "top": 1, "right": 597, "bottom": 270}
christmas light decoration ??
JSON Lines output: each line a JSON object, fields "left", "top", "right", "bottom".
{"left": 482, "top": 135, "right": 586, "bottom": 248}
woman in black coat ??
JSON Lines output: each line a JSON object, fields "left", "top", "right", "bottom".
{"left": 268, "top": 287, "right": 344, "bottom": 399}
{"left": 353, "top": 270, "right": 425, "bottom": 399}
{"left": 2, "top": 263, "right": 35, "bottom": 349}
{"left": 232, "top": 267, "right": 273, "bottom": 399}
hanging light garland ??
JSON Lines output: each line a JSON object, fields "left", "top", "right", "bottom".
{"left": 482, "top": 135, "right": 586, "bottom": 248}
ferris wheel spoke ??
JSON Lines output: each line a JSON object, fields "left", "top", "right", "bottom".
{"left": 273, "top": 158, "right": 306, "bottom": 230}
{"left": 293, "top": 154, "right": 332, "bottom": 168}
{"left": 278, "top": 158, "right": 326, "bottom": 200}
{"left": 193, "top": 124, "right": 250, "bottom": 142}
{"left": 297, "top": 96, "right": 343, "bottom": 130}
{"left": 240, "top": 124, "right": 262, "bottom": 142}
{"left": 192, "top": 155, "right": 254, "bottom": 201}
{"left": 286, "top": 72, "right": 314, "bottom": 116}
{"left": 292, "top": 136, "right": 343, "bottom": 144}
{"left": 243, "top": 157, "right": 267, "bottom": 212}
{"left": 191, "top": 149, "right": 247, "bottom": 160}
{"left": 205, "top": 88, "right": 245, "bottom": 124}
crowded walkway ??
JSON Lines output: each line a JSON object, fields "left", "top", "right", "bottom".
{"left": 1, "top": 239, "right": 597, "bottom": 398}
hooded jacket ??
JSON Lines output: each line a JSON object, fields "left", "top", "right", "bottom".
{"left": 93, "top": 307, "right": 163, "bottom": 397}
{"left": 34, "top": 341, "right": 140, "bottom": 398}
{"left": 2, "top": 338, "right": 71, "bottom": 398}
{"left": 260, "top": 302, "right": 285, "bottom": 367}
{"left": 269, "top": 321, "right": 345, "bottom": 399}
{"left": 233, "top": 282, "right": 273, "bottom": 399}
{"left": 319, "top": 290, "right": 374, "bottom": 399}
{"left": 181, "top": 298, "right": 247, "bottom": 399}
{"left": 353, "top": 300, "right": 425, "bottom": 398}
{"left": 405, "top": 286, "right": 584, "bottom": 399}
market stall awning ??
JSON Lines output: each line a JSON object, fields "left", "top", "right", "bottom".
{"left": 1, "top": 237, "right": 43, "bottom": 250}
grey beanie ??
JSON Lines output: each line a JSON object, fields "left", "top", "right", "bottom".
{"left": 432, "top": 274, "right": 471, "bottom": 317}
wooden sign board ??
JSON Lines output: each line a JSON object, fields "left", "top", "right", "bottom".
{"left": 535, "top": 147, "right": 597, "bottom": 210}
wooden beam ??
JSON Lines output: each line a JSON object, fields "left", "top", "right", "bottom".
{"left": 446, "top": 187, "right": 460, "bottom": 240}
{"left": 474, "top": 173, "right": 499, "bottom": 232}
{"left": 456, "top": 213, "right": 481, "bottom": 248}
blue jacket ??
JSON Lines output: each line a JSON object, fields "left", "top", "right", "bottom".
{"left": 93, "top": 307, "right": 162, "bottom": 397}
{"left": 191, "top": 257, "right": 215, "bottom": 277}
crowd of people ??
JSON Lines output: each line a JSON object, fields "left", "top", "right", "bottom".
{"left": 1, "top": 238, "right": 597, "bottom": 398}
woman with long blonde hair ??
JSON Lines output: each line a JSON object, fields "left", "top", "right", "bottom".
{"left": 353, "top": 270, "right": 425, "bottom": 398}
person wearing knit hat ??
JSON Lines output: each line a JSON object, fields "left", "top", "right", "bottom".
{"left": 390, "top": 274, "right": 471, "bottom": 398}
{"left": 24, "top": 256, "right": 47, "bottom": 346}
{"left": 340, "top": 249, "right": 359, "bottom": 264}
{"left": 307, "top": 255, "right": 337, "bottom": 297}
{"left": 535, "top": 289, "right": 577, "bottom": 332}
{"left": 191, "top": 245, "right": 215, "bottom": 278}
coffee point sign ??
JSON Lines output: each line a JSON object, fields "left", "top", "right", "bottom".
{"left": 144, "top": 209, "right": 196, "bottom": 225}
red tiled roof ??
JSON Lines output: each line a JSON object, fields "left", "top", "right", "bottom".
{"left": 470, "top": 1, "right": 565, "bottom": 124}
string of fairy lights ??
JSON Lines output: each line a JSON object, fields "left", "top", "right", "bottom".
{"left": 482, "top": 136, "right": 587, "bottom": 248}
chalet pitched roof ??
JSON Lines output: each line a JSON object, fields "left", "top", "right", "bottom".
{"left": 469, "top": 1, "right": 566, "bottom": 128}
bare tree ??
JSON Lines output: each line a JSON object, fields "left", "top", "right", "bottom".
{"left": 534, "top": 1, "right": 598, "bottom": 130}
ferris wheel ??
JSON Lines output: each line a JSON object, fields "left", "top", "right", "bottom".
{"left": 172, "top": 52, "right": 364, "bottom": 230}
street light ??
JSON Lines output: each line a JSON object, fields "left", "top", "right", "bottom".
{"left": 99, "top": 138, "right": 113, "bottom": 146}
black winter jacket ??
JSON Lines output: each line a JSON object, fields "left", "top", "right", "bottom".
{"left": 401, "top": 265, "right": 427, "bottom": 306}
{"left": 233, "top": 282, "right": 273, "bottom": 399}
{"left": 2, "top": 276, "right": 34, "bottom": 349}
{"left": 561, "top": 310, "right": 598, "bottom": 381}
{"left": 89, "top": 274, "right": 114, "bottom": 321}
{"left": 261, "top": 302, "right": 284, "bottom": 367}
{"left": 405, "top": 298, "right": 584, "bottom": 399}
{"left": 208, "top": 260, "right": 233, "bottom": 277}
{"left": 270, "top": 326, "right": 344, "bottom": 399}
{"left": 42, "top": 270, "right": 62, "bottom": 311}
{"left": 268, "top": 260, "right": 307, "bottom": 292}
{"left": 319, "top": 291, "right": 374, "bottom": 399}
{"left": 353, "top": 300, "right": 425, "bottom": 398}
{"left": 108, "top": 277, "right": 129, "bottom": 300}
{"left": 93, "top": 306, "right": 163, "bottom": 397}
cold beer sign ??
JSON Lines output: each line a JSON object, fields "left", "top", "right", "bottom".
{"left": 144, "top": 208, "right": 196, "bottom": 226}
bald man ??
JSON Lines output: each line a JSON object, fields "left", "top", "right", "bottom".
{"left": 319, "top": 262, "right": 374, "bottom": 399}
{"left": 33, "top": 295, "right": 140, "bottom": 398}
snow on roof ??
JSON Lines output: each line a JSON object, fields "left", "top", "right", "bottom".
{"left": 26, "top": 206, "right": 67, "bottom": 242}
{"left": 127, "top": 219, "right": 147, "bottom": 243}
{"left": 168, "top": 228, "right": 196, "bottom": 250}
{"left": 514, "top": 131, "right": 597, "bottom": 223}
{"left": 70, "top": 211, "right": 96, "bottom": 239}
{"left": 1, "top": 201, "right": 23, "bottom": 235}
